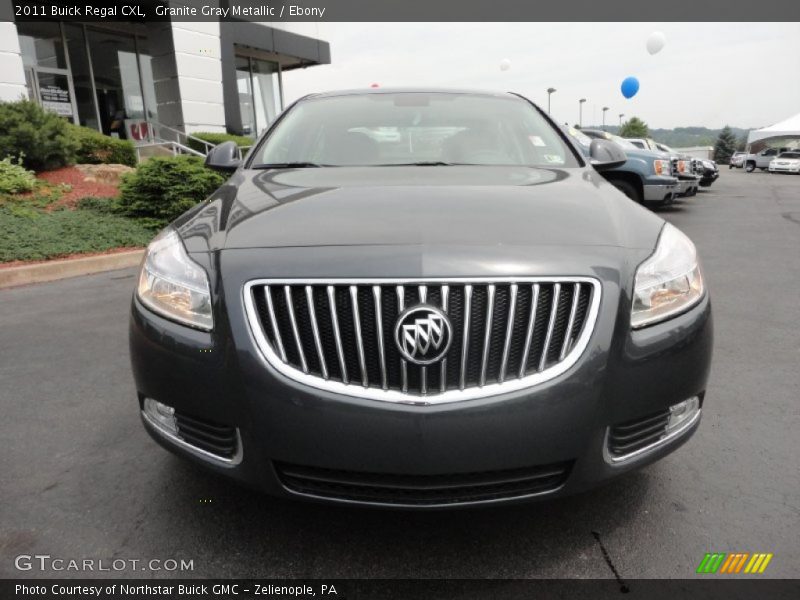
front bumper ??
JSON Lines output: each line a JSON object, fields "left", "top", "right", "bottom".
{"left": 769, "top": 164, "right": 800, "bottom": 173}
{"left": 130, "top": 264, "right": 713, "bottom": 508}
{"left": 643, "top": 180, "right": 678, "bottom": 202}
{"left": 699, "top": 170, "right": 719, "bottom": 185}
{"left": 675, "top": 177, "right": 699, "bottom": 196}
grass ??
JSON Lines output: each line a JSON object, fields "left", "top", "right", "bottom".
{"left": 0, "top": 190, "right": 156, "bottom": 263}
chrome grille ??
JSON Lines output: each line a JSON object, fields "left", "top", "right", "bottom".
{"left": 244, "top": 278, "right": 601, "bottom": 404}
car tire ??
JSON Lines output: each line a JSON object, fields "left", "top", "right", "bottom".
{"left": 609, "top": 179, "right": 642, "bottom": 204}
{"left": 745, "top": 162, "right": 755, "bottom": 172}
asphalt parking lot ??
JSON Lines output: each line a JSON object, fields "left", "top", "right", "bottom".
{"left": 1, "top": 169, "right": 799, "bottom": 580}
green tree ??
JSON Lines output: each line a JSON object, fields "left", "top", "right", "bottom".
{"left": 619, "top": 117, "right": 649, "bottom": 138}
{"left": 713, "top": 126, "right": 739, "bottom": 163}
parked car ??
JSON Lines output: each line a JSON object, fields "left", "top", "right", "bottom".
{"left": 745, "top": 147, "right": 789, "bottom": 172}
{"left": 695, "top": 159, "right": 720, "bottom": 187}
{"left": 570, "top": 128, "right": 678, "bottom": 206}
{"left": 646, "top": 142, "right": 700, "bottom": 197}
{"left": 768, "top": 151, "right": 800, "bottom": 174}
{"left": 729, "top": 152, "right": 746, "bottom": 169}
{"left": 131, "top": 89, "right": 712, "bottom": 508}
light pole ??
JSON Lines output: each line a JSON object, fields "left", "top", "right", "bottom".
{"left": 578, "top": 98, "right": 586, "bottom": 127}
{"left": 602, "top": 107, "right": 609, "bottom": 131}
{"left": 546, "top": 87, "right": 556, "bottom": 114}
{"left": 619, "top": 113, "right": 625, "bottom": 127}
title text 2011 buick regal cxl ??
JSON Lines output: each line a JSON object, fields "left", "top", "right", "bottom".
{"left": 130, "top": 89, "right": 713, "bottom": 508}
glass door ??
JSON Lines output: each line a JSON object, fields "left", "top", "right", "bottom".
{"left": 17, "top": 21, "right": 79, "bottom": 124}
{"left": 33, "top": 69, "right": 78, "bottom": 122}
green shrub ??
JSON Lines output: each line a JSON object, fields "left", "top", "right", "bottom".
{"left": 0, "top": 100, "right": 78, "bottom": 171}
{"left": 187, "top": 131, "right": 253, "bottom": 154}
{"left": 69, "top": 125, "right": 137, "bottom": 166}
{"left": 118, "top": 155, "right": 224, "bottom": 226}
{"left": 75, "top": 196, "right": 123, "bottom": 214}
{"left": 0, "top": 203, "right": 155, "bottom": 262}
{"left": 0, "top": 157, "right": 37, "bottom": 195}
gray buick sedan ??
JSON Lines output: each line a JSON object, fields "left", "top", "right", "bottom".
{"left": 130, "top": 89, "right": 713, "bottom": 508}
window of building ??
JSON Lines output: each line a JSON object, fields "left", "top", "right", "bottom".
{"left": 235, "top": 53, "right": 282, "bottom": 136}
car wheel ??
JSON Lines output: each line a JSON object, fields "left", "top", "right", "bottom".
{"left": 745, "top": 162, "right": 755, "bottom": 172}
{"left": 609, "top": 180, "right": 642, "bottom": 204}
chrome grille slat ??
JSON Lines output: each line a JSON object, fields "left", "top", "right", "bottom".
{"left": 350, "top": 286, "right": 368, "bottom": 387}
{"left": 460, "top": 284, "right": 473, "bottom": 391}
{"left": 560, "top": 283, "right": 581, "bottom": 360}
{"left": 499, "top": 283, "right": 517, "bottom": 383}
{"left": 246, "top": 278, "right": 599, "bottom": 404}
{"left": 397, "top": 286, "right": 408, "bottom": 393}
{"left": 418, "top": 285, "right": 427, "bottom": 394}
{"left": 479, "top": 284, "right": 496, "bottom": 387}
{"left": 539, "top": 283, "right": 561, "bottom": 372}
{"left": 284, "top": 286, "right": 308, "bottom": 373}
{"left": 519, "top": 284, "right": 540, "bottom": 379}
{"left": 327, "top": 285, "right": 349, "bottom": 384}
{"left": 373, "top": 286, "right": 388, "bottom": 390}
{"left": 305, "top": 286, "right": 328, "bottom": 379}
{"left": 440, "top": 285, "right": 449, "bottom": 393}
{"left": 264, "top": 286, "right": 287, "bottom": 362}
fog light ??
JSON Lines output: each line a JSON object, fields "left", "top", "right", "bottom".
{"left": 667, "top": 396, "right": 700, "bottom": 433}
{"left": 143, "top": 398, "right": 177, "bottom": 435}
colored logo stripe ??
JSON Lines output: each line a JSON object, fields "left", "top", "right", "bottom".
{"left": 697, "top": 552, "right": 773, "bottom": 574}
{"left": 744, "top": 553, "right": 773, "bottom": 574}
{"left": 697, "top": 553, "right": 726, "bottom": 574}
{"left": 719, "top": 553, "right": 749, "bottom": 573}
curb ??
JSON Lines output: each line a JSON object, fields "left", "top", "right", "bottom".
{"left": 0, "top": 249, "right": 144, "bottom": 289}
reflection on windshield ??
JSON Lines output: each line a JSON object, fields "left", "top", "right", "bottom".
{"left": 252, "top": 93, "right": 580, "bottom": 169}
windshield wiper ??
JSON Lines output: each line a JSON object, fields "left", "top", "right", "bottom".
{"left": 378, "top": 161, "right": 460, "bottom": 167}
{"left": 251, "top": 162, "right": 325, "bottom": 169}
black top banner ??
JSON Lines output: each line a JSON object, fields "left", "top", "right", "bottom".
{"left": 6, "top": 0, "right": 800, "bottom": 22}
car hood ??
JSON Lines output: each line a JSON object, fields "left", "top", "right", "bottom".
{"left": 176, "top": 166, "right": 663, "bottom": 253}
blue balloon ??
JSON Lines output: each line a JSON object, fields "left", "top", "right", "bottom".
{"left": 621, "top": 77, "right": 640, "bottom": 99}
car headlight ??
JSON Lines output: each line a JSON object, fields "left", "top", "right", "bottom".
{"left": 631, "top": 223, "right": 704, "bottom": 328}
{"left": 137, "top": 228, "right": 213, "bottom": 330}
{"left": 653, "top": 159, "right": 671, "bottom": 176}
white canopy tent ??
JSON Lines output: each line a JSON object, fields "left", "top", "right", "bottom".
{"left": 747, "top": 112, "right": 800, "bottom": 146}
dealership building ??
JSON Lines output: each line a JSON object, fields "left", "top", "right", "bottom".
{"left": 0, "top": 6, "right": 330, "bottom": 141}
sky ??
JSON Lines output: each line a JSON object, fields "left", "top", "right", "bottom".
{"left": 281, "top": 22, "right": 800, "bottom": 130}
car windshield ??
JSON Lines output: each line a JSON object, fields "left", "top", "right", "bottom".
{"left": 778, "top": 152, "right": 800, "bottom": 158}
{"left": 252, "top": 92, "right": 580, "bottom": 168}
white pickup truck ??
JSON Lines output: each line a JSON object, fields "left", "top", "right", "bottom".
{"left": 745, "top": 147, "right": 789, "bottom": 172}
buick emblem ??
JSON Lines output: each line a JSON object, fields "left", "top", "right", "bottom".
{"left": 394, "top": 305, "right": 453, "bottom": 365}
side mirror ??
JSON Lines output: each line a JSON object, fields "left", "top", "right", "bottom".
{"left": 589, "top": 138, "right": 627, "bottom": 171}
{"left": 205, "top": 141, "right": 241, "bottom": 172}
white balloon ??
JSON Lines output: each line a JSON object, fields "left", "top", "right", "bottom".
{"left": 646, "top": 31, "right": 666, "bottom": 55}
{"left": 499, "top": 58, "right": 511, "bottom": 71}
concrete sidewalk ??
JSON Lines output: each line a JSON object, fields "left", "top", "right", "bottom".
{"left": 0, "top": 249, "right": 144, "bottom": 289}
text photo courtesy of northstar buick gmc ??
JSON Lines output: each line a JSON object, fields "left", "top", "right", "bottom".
{"left": 130, "top": 90, "right": 713, "bottom": 508}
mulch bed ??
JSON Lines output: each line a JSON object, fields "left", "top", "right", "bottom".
{"left": 36, "top": 166, "right": 120, "bottom": 209}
